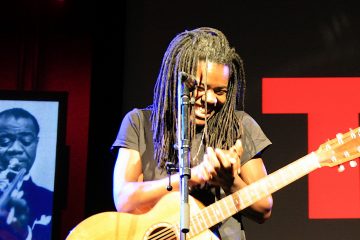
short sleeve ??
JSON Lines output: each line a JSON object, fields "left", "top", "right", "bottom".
{"left": 111, "top": 109, "right": 142, "bottom": 154}
{"left": 237, "top": 112, "right": 271, "bottom": 165}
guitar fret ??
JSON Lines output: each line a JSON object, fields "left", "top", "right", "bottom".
{"left": 199, "top": 211, "right": 207, "bottom": 229}
{"left": 266, "top": 176, "right": 274, "bottom": 192}
{"left": 215, "top": 201, "right": 226, "bottom": 220}
{"left": 232, "top": 193, "right": 240, "bottom": 210}
{"left": 268, "top": 174, "right": 278, "bottom": 191}
{"left": 250, "top": 184, "right": 262, "bottom": 203}
{"left": 237, "top": 191, "right": 245, "bottom": 209}
{"left": 229, "top": 195, "right": 238, "bottom": 214}
{"left": 219, "top": 206, "right": 226, "bottom": 220}
{"left": 190, "top": 216, "right": 200, "bottom": 235}
{"left": 248, "top": 186, "right": 255, "bottom": 202}
{"left": 224, "top": 197, "right": 233, "bottom": 217}
{"left": 253, "top": 182, "right": 261, "bottom": 200}
{"left": 208, "top": 205, "right": 221, "bottom": 228}
{"left": 192, "top": 214, "right": 203, "bottom": 234}
{"left": 258, "top": 179, "right": 270, "bottom": 196}
{"left": 204, "top": 207, "right": 212, "bottom": 227}
{"left": 210, "top": 204, "right": 220, "bottom": 223}
{"left": 243, "top": 188, "right": 251, "bottom": 203}
{"left": 240, "top": 189, "right": 250, "bottom": 208}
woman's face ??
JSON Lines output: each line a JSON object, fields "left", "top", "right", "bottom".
{"left": 193, "top": 61, "right": 230, "bottom": 126}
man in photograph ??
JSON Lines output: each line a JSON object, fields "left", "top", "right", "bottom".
{"left": 0, "top": 108, "right": 52, "bottom": 240}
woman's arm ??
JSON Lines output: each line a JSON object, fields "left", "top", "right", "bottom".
{"left": 113, "top": 147, "right": 210, "bottom": 214}
{"left": 113, "top": 148, "right": 179, "bottom": 213}
{"left": 234, "top": 158, "right": 273, "bottom": 223}
{"left": 204, "top": 142, "right": 273, "bottom": 223}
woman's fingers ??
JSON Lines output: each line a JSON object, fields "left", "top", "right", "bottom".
{"left": 192, "top": 141, "right": 244, "bottom": 186}
{"left": 230, "top": 139, "right": 243, "bottom": 175}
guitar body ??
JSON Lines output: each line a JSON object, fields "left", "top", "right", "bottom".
{"left": 66, "top": 192, "right": 219, "bottom": 240}
{"left": 67, "top": 127, "right": 360, "bottom": 240}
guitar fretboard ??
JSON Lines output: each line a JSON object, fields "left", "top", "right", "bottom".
{"left": 186, "top": 152, "right": 320, "bottom": 237}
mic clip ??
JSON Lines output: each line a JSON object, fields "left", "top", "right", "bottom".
{"left": 165, "top": 162, "right": 179, "bottom": 191}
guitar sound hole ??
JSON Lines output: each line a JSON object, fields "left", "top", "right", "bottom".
{"left": 147, "top": 225, "right": 177, "bottom": 240}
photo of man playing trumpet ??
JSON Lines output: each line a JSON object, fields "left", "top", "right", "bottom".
{"left": 0, "top": 108, "right": 53, "bottom": 240}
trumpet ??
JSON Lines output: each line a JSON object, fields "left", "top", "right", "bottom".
{"left": 0, "top": 159, "right": 27, "bottom": 211}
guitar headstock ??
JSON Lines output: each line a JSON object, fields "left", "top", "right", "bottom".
{"left": 317, "top": 127, "right": 360, "bottom": 169}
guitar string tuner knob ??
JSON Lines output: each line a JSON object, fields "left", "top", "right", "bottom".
{"left": 349, "top": 160, "right": 358, "bottom": 168}
{"left": 338, "top": 164, "right": 345, "bottom": 172}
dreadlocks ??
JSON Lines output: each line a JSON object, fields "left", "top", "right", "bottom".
{"left": 151, "top": 27, "right": 246, "bottom": 168}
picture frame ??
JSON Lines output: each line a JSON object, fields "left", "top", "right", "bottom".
{"left": 0, "top": 90, "right": 68, "bottom": 240}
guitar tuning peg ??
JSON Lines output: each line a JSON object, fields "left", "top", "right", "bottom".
{"left": 349, "top": 160, "right": 358, "bottom": 168}
{"left": 338, "top": 164, "right": 345, "bottom": 172}
{"left": 336, "top": 133, "right": 344, "bottom": 144}
{"left": 350, "top": 128, "right": 357, "bottom": 139}
{"left": 325, "top": 142, "right": 332, "bottom": 151}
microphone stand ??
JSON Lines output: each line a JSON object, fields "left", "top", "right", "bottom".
{"left": 177, "top": 72, "right": 194, "bottom": 239}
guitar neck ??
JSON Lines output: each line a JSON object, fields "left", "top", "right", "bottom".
{"left": 187, "top": 152, "right": 320, "bottom": 237}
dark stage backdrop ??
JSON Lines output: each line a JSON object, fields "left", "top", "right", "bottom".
{"left": 87, "top": 1, "right": 360, "bottom": 240}
{"left": 0, "top": 1, "right": 93, "bottom": 239}
{"left": 3, "top": 0, "right": 359, "bottom": 239}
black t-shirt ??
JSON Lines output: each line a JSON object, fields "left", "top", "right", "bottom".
{"left": 112, "top": 108, "right": 271, "bottom": 240}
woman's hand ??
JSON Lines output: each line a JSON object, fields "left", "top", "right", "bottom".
{"left": 190, "top": 139, "right": 243, "bottom": 192}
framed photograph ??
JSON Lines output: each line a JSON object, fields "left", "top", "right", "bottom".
{"left": 0, "top": 90, "right": 67, "bottom": 240}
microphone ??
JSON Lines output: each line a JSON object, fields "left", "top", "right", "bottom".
{"left": 179, "top": 72, "right": 197, "bottom": 91}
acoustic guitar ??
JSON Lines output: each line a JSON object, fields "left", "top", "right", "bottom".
{"left": 66, "top": 127, "right": 360, "bottom": 240}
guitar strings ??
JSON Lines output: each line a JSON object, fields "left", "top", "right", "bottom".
{"left": 147, "top": 227, "right": 177, "bottom": 240}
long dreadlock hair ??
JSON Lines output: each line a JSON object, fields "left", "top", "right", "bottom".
{"left": 151, "top": 27, "right": 246, "bottom": 168}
